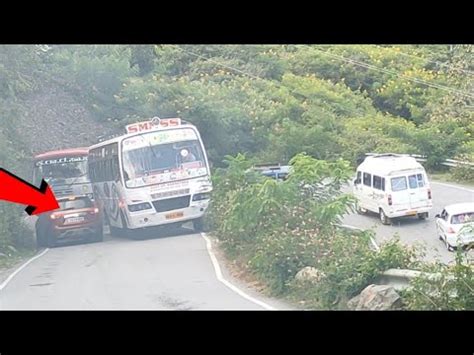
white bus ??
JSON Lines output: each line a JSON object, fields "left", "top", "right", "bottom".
{"left": 88, "top": 117, "right": 212, "bottom": 235}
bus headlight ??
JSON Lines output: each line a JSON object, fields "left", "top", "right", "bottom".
{"left": 192, "top": 193, "right": 211, "bottom": 201}
{"left": 128, "top": 202, "right": 152, "bottom": 212}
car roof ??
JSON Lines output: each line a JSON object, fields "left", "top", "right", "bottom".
{"left": 445, "top": 202, "right": 474, "bottom": 215}
{"left": 357, "top": 154, "right": 424, "bottom": 176}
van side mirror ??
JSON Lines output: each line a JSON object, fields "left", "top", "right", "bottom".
{"left": 354, "top": 178, "right": 361, "bottom": 185}
{"left": 435, "top": 214, "right": 440, "bottom": 219}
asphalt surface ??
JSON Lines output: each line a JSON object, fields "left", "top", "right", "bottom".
{"left": 342, "top": 180, "right": 474, "bottom": 264}
{"left": 0, "top": 226, "right": 289, "bottom": 310}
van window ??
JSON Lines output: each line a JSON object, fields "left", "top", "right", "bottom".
{"left": 408, "top": 174, "right": 425, "bottom": 189}
{"left": 391, "top": 176, "right": 407, "bottom": 192}
{"left": 363, "top": 172, "right": 371, "bottom": 187}
{"left": 373, "top": 175, "right": 385, "bottom": 191}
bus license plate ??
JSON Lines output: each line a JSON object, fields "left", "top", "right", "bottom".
{"left": 64, "top": 217, "right": 85, "bottom": 224}
{"left": 165, "top": 211, "right": 184, "bottom": 220}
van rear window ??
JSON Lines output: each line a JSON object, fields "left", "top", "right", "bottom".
{"left": 391, "top": 176, "right": 407, "bottom": 191}
{"left": 408, "top": 173, "right": 425, "bottom": 189}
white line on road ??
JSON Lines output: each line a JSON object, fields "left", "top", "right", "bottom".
{"left": 0, "top": 248, "right": 50, "bottom": 292}
{"left": 338, "top": 224, "right": 380, "bottom": 251}
{"left": 431, "top": 181, "right": 474, "bottom": 194}
{"left": 200, "top": 233, "right": 276, "bottom": 310}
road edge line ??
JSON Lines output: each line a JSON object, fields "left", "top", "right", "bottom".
{"left": 338, "top": 224, "right": 380, "bottom": 251}
{"left": 0, "top": 248, "right": 50, "bottom": 292}
{"left": 200, "top": 232, "right": 276, "bottom": 310}
{"left": 431, "top": 181, "right": 474, "bottom": 193}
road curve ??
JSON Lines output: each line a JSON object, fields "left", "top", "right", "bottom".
{"left": 342, "top": 180, "right": 474, "bottom": 264}
{"left": 0, "top": 227, "right": 287, "bottom": 310}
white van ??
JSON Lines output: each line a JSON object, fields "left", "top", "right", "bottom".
{"left": 353, "top": 154, "right": 433, "bottom": 225}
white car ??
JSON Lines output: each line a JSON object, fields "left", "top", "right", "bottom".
{"left": 435, "top": 202, "right": 474, "bottom": 251}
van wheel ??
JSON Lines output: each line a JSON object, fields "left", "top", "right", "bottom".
{"left": 418, "top": 212, "right": 428, "bottom": 220}
{"left": 445, "top": 238, "right": 455, "bottom": 252}
{"left": 379, "top": 209, "right": 391, "bottom": 225}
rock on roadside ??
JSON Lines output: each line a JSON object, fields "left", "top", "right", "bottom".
{"left": 295, "top": 266, "right": 325, "bottom": 284}
{"left": 347, "top": 284, "right": 402, "bottom": 310}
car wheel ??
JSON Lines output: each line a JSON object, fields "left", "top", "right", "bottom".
{"left": 380, "top": 209, "right": 391, "bottom": 225}
{"left": 35, "top": 226, "right": 46, "bottom": 248}
{"left": 91, "top": 226, "right": 104, "bottom": 243}
{"left": 47, "top": 230, "right": 57, "bottom": 248}
{"left": 445, "top": 238, "right": 454, "bottom": 252}
{"left": 193, "top": 217, "right": 204, "bottom": 232}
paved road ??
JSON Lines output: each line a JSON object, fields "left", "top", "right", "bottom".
{"left": 342, "top": 180, "right": 474, "bottom": 264}
{"left": 0, "top": 227, "right": 287, "bottom": 310}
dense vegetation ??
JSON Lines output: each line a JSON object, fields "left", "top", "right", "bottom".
{"left": 0, "top": 45, "right": 472, "bottom": 306}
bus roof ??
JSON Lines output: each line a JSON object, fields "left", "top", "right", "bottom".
{"left": 34, "top": 147, "right": 89, "bottom": 160}
{"left": 89, "top": 122, "right": 199, "bottom": 151}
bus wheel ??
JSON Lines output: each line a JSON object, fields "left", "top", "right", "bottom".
{"left": 104, "top": 212, "right": 111, "bottom": 227}
{"left": 110, "top": 225, "right": 121, "bottom": 237}
{"left": 119, "top": 211, "right": 131, "bottom": 238}
{"left": 379, "top": 209, "right": 391, "bottom": 225}
{"left": 418, "top": 212, "right": 428, "bottom": 220}
{"left": 193, "top": 217, "right": 204, "bottom": 232}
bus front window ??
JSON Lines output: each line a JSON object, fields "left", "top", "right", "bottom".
{"left": 34, "top": 159, "right": 88, "bottom": 185}
{"left": 122, "top": 139, "right": 206, "bottom": 188}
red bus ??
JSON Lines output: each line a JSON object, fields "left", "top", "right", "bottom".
{"left": 33, "top": 148, "right": 93, "bottom": 199}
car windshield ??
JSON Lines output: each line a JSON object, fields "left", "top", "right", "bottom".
{"left": 451, "top": 212, "right": 474, "bottom": 225}
{"left": 122, "top": 129, "right": 206, "bottom": 188}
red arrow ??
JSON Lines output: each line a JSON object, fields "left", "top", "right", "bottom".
{"left": 0, "top": 168, "right": 59, "bottom": 215}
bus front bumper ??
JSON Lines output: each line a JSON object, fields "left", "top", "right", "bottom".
{"left": 126, "top": 200, "right": 210, "bottom": 229}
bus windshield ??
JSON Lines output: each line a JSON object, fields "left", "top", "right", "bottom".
{"left": 122, "top": 129, "right": 207, "bottom": 188}
{"left": 34, "top": 157, "right": 88, "bottom": 186}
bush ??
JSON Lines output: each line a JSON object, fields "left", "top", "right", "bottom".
{"left": 288, "top": 235, "right": 417, "bottom": 308}
{"left": 402, "top": 249, "right": 474, "bottom": 310}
